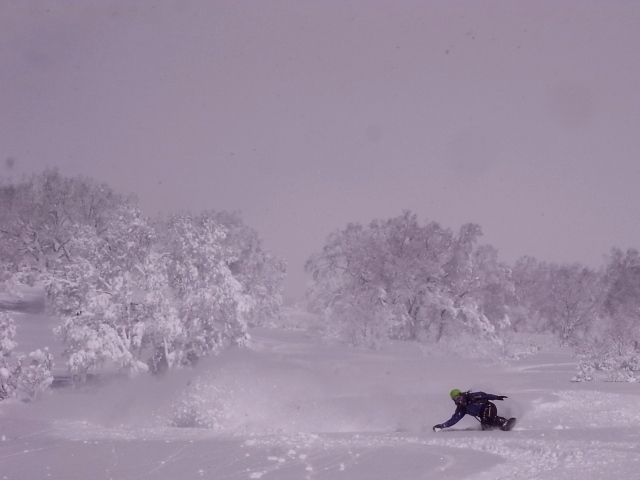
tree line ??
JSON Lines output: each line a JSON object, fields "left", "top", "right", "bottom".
{"left": 0, "top": 169, "right": 285, "bottom": 397}
{"left": 305, "top": 211, "right": 640, "bottom": 381}
{"left": 2, "top": 170, "right": 639, "bottom": 397}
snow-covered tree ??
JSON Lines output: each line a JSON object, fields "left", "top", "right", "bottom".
{"left": 0, "top": 169, "right": 127, "bottom": 284}
{"left": 544, "top": 263, "right": 603, "bottom": 345}
{"left": 51, "top": 203, "right": 158, "bottom": 379}
{"left": 159, "top": 212, "right": 254, "bottom": 365}
{"left": 511, "top": 257, "right": 603, "bottom": 345}
{"left": 1, "top": 170, "right": 285, "bottom": 381}
{"left": 510, "top": 256, "right": 549, "bottom": 332}
{"left": 576, "top": 249, "right": 640, "bottom": 382}
{"left": 305, "top": 216, "right": 417, "bottom": 345}
{"left": 602, "top": 248, "right": 640, "bottom": 347}
{"left": 208, "top": 211, "right": 286, "bottom": 327}
{"left": 305, "top": 212, "right": 513, "bottom": 347}
{"left": 51, "top": 207, "right": 273, "bottom": 378}
{"left": 435, "top": 224, "right": 512, "bottom": 343}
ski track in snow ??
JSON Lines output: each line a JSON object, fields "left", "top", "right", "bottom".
{"left": 40, "top": 418, "right": 640, "bottom": 479}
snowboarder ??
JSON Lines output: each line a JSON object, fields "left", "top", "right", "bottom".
{"left": 433, "top": 389, "right": 515, "bottom": 432}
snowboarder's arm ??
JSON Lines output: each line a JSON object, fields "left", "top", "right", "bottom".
{"left": 441, "top": 406, "right": 466, "bottom": 428}
{"left": 471, "top": 392, "right": 507, "bottom": 401}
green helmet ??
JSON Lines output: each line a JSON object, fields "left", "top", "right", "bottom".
{"left": 450, "top": 389, "right": 462, "bottom": 398}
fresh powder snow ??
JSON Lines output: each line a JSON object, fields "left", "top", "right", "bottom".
{"left": 1, "top": 309, "right": 639, "bottom": 479}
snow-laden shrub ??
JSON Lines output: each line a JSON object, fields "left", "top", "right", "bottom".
{"left": 0, "top": 310, "right": 17, "bottom": 354}
{"left": 0, "top": 311, "right": 53, "bottom": 400}
{"left": 574, "top": 337, "right": 640, "bottom": 382}
{"left": 572, "top": 361, "right": 595, "bottom": 382}
{"left": 0, "top": 311, "right": 18, "bottom": 399}
{"left": 16, "top": 349, "right": 54, "bottom": 401}
{"left": 167, "top": 378, "right": 231, "bottom": 429}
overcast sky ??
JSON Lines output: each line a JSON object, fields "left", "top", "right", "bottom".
{"left": 2, "top": 1, "right": 639, "bottom": 300}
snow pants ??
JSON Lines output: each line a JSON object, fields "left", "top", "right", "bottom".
{"left": 479, "top": 402, "right": 507, "bottom": 430}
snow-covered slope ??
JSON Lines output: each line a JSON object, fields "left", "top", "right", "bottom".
{"left": 2, "top": 313, "right": 640, "bottom": 479}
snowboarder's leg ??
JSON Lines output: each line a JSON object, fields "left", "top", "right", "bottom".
{"left": 480, "top": 402, "right": 500, "bottom": 430}
{"left": 480, "top": 402, "right": 508, "bottom": 430}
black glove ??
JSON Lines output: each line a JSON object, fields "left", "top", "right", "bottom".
{"left": 496, "top": 395, "right": 507, "bottom": 401}
{"left": 433, "top": 424, "right": 444, "bottom": 432}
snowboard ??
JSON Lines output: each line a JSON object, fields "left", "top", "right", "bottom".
{"left": 501, "top": 417, "right": 517, "bottom": 431}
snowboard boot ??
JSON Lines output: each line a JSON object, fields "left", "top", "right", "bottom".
{"left": 482, "top": 416, "right": 507, "bottom": 431}
{"left": 497, "top": 416, "right": 508, "bottom": 429}
{"left": 501, "top": 417, "right": 517, "bottom": 431}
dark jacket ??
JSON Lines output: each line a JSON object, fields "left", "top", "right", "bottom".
{"left": 441, "top": 391, "right": 503, "bottom": 428}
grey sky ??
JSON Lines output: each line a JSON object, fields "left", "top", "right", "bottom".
{"left": 2, "top": 1, "right": 639, "bottom": 300}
